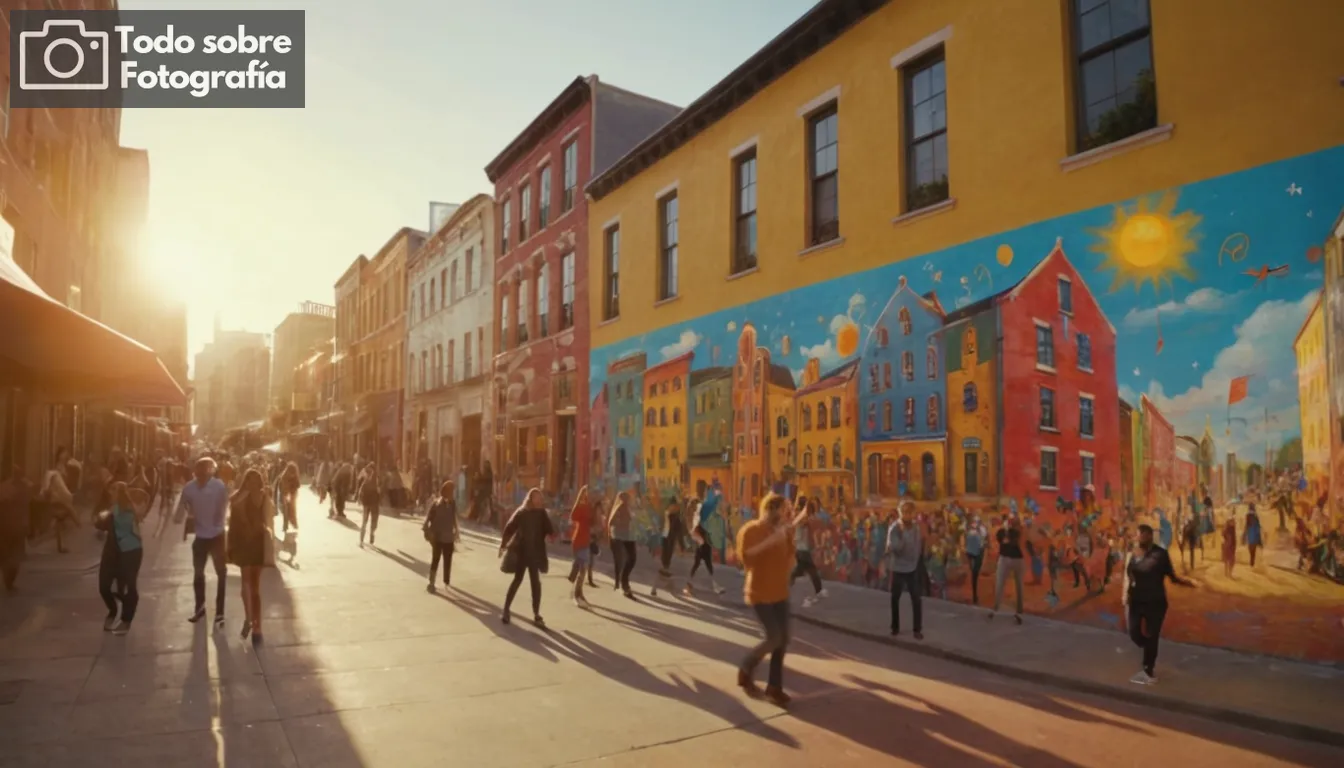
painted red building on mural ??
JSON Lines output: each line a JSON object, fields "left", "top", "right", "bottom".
{"left": 1142, "top": 394, "right": 1176, "bottom": 511}
{"left": 484, "top": 76, "right": 679, "bottom": 502}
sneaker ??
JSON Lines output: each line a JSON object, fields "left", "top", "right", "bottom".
{"left": 737, "top": 668, "right": 762, "bottom": 699}
{"left": 188, "top": 607, "right": 206, "bottom": 624}
{"left": 801, "top": 596, "right": 817, "bottom": 608}
{"left": 817, "top": 589, "right": 830, "bottom": 599}
{"left": 111, "top": 621, "right": 131, "bottom": 636}
{"left": 240, "top": 620, "right": 252, "bottom": 640}
{"left": 370, "top": 534, "right": 376, "bottom": 546}
{"left": 251, "top": 633, "right": 263, "bottom": 647}
{"left": 103, "top": 614, "right": 118, "bottom": 632}
{"left": 213, "top": 615, "right": 226, "bottom": 631}
{"left": 764, "top": 686, "right": 791, "bottom": 708}
{"left": 427, "top": 583, "right": 437, "bottom": 594}
{"left": 714, "top": 584, "right": 726, "bottom": 595}
{"left": 1129, "top": 670, "right": 1156, "bottom": 685}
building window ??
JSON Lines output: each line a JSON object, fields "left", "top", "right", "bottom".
{"left": 964, "top": 326, "right": 977, "bottom": 356}
{"left": 1040, "top": 387, "right": 1056, "bottom": 429}
{"left": 516, "top": 278, "right": 529, "bottom": 345}
{"left": 519, "top": 183, "right": 531, "bottom": 241}
{"left": 1080, "top": 396, "right": 1095, "bottom": 437}
{"left": 830, "top": 396, "right": 841, "bottom": 428}
{"left": 902, "top": 351, "right": 914, "bottom": 381}
{"left": 1041, "top": 449, "right": 1059, "bottom": 489}
{"left": 877, "top": 326, "right": 889, "bottom": 348}
{"left": 658, "top": 193, "right": 679, "bottom": 300}
{"left": 869, "top": 365, "right": 880, "bottom": 394}
{"left": 501, "top": 199, "right": 511, "bottom": 253}
{"left": 963, "top": 382, "right": 978, "bottom": 413}
{"left": 419, "top": 350, "right": 427, "bottom": 393}
{"left": 882, "top": 401, "right": 893, "bottom": 433}
{"left": 807, "top": 105, "right": 839, "bottom": 246}
{"left": 904, "top": 397, "right": 915, "bottom": 432}
{"left": 927, "top": 394, "right": 940, "bottom": 432}
{"left": 904, "top": 49, "right": 949, "bottom": 211}
{"left": 832, "top": 442, "right": 842, "bottom": 469}
{"left": 562, "top": 140, "right": 578, "bottom": 212}
{"left": 561, "top": 251, "right": 575, "bottom": 329}
{"left": 802, "top": 404, "right": 812, "bottom": 431}
{"left": 537, "top": 263, "right": 549, "bottom": 338}
{"left": 659, "top": 407, "right": 668, "bottom": 427}
{"left": 1058, "top": 278, "right": 1073, "bottom": 313}
{"left": 603, "top": 226, "right": 620, "bottom": 320}
{"left": 538, "top": 166, "right": 552, "bottom": 229}
{"left": 1036, "top": 324, "right": 1055, "bottom": 368}
{"left": 733, "top": 150, "right": 758, "bottom": 274}
{"left": 803, "top": 448, "right": 813, "bottom": 470}
{"left": 1077, "top": 333, "right": 1093, "bottom": 371}
{"left": 463, "top": 331, "right": 473, "bottom": 379}
{"left": 817, "top": 402, "right": 829, "bottom": 429}
{"left": 447, "top": 340, "right": 455, "bottom": 384}
{"left": 817, "top": 444, "right": 827, "bottom": 469}
{"left": 465, "top": 247, "right": 475, "bottom": 292}
{"left": 1081, "top": 454, "right": 1095, "bottom": 487}
{"left": 926, "top": 345, "right": 938, "bottom": 379}
{"left": 1073, "top": 0, "right": 1157, "bottom": 151}
{"left": 499, "top": 295, "right": 509, "bottom": 351}
{"left": 776, "top": 415, "right": 789, "bottom": 439}
{"left": 898, "top": 307, "right": 912, "bottom": 335}
{"left": 883, "top": 363, "right": 892, "bottom": 391}
{"left": 673, "top": 407, "right": 681, "bottom": 425}
{"left": 429, "top": 278, "right": 437, "bottom": 312}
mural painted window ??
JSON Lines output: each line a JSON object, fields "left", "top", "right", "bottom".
{"left": 737, "top": 435, "right": 746, "bottom": 458}
{"left": 517, "top": 428, "right": 529, "bottom": 467}
{"left": 926, "top": 345, "right": 938, "bottom": 379}
{"left": 562, "top": 140, "right": 578, "bottom": 212}
{"left": 1077, "top": 333, "right": 1093, "bottom": 371}
{"left": 903, "top": 49, "right": 949, "bottom": 212}
{"left": 901, "top": 352, "right": 914, "bottom": 382}
{"left": 673, "top": 407, "right": 681, "bottom": 425}
{"left": 646, "top": 408, "right": 656, "bottom": 427}
{"left": 658, "top": 447, "right": 667, "bottom": 469}
{"left": 964, "top": 326, "right": 977, "bottom": 357}
{"left": 921, "top": 453, "right": 937, "bottom": 498}
{"left": 882, "top": 401, "right": 893, "bottom": 432}
{"left": 832, "top": 442, "right": 842, "bottom": 468}
{"left": 869, "top": 365, "right": 880, "bottom": 393}
{"left": 538, "top": 165, "right": 552, "bottom": 229}
{"left": 617, "top": 448, "right": 627, "bottom": 475}
{"left": 671, "top": 447, "right": 679, "bottom": 463}
{"left": 883, "top": 363, "right": 893, "bottom": 390}
{"left": 877, "top": 326, "right": 889, "bottom": 348}
{"left": 789, "top": 441, "right": 797, "bottom": 467}
{"left": 733, "top": 149, "right": 758, "bottom": 275}
{"left": 603, "top": 226, "right": 620, "bottom": 320}
{"left": 904, "top": 397, "right": 916, "bottom": 432}
{"left": 561, "top": 251, "right": 576, "bottom": 329}
{"left": 897, "top": 456, "right": 911, "bottom": 485}
{"left": 927, "top": 394, "right": 940, "bottom": 432}
{"left": 776, "top": 415, "right": 789, "bottom": 439}
{"left": 624, "top": 381, "right": 632, "bottom": 399}
{"left": 898, "top": 307, "right": 913, "bottom": 335}
{"left": 718, "top": 420, "right": 729, "bottom": 446}
{"left": 751, "top": 435, "right": 760, "bottom": 455}
{"left": 1040, "top": 387, "right": 1056, "bottom": 429}
{"left": 807, "top": 105, "right": 839, "bottom": 246}
{"left": 661, "top": 381, "right": 669, "bottom": 395}
{"left": 1040, "top": 449, "right": 1059, "bottom": 489}
{"left": 1036, "top": 324, "right": 1055, "bottom": 368}
{"left": 817, "top": 445, "right": 827, "bottom": 469}
{"left": 867, "top": 454, "right": 881, "bottom": 495}
{"left": 867, "top": 403, "right": 878, "bottom": 432}
{"left": 802, "top": 404, "right": 812, "bottom": 431}
{"left": 519, "top": 183, "right": 531, "bottom": 241}
{"left": 830, "top": 397, "right": 841, "bottom": 428}
{"left": 646, "top": 454, "right": 653, "bottom": 471}
{"left": 649, "top": 383, "right": 657, "bottom": 398}
{"left": 658, "top": 192, "right": 680, "bottom": 300}
{"left": 673, "top": 376, "right": 682, "bottom": 391}
{"left": 963, "top": 382, "right": 978, "bottom": 413}
{"left": 752, "top": 406, "right": 760, "bottom": 423}
{"left": 1072, "top": 0, "right": 1156, "bottom": 151}
{"left": 1058, "top": 277, "right": 1073, "bottom": 313}
{"left": 1080, "top": 396, "right": 1095, "bottom": 437}
{"left": 1081, "top": 454, "right": 1095, "bottom": 487}
{"left": 659, "top": 407, "right": 668, "bottom": 427}
{"left": 803, "top": 448, "right": 813, "bottom": 470}
{"left": 817, "top": 402, "right": 829, "bottom": 429}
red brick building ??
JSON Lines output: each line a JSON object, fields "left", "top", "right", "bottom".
{"left": 484, "top": 76, "right": 678, "bottom": 503}
{"left": 1142, "top": 394, "right": 1176, "bottom": 511}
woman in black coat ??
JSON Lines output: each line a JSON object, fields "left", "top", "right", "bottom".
{"left": 500, "top": 487, "right": 555, "bottom": 627}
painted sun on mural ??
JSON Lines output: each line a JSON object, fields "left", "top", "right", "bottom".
{"left": 582, "top": 148, "right": 1344, "bottom": 662}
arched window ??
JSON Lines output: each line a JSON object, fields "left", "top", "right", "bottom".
{"left": 901, "top": 351, "right": 914, "bottom": 381}
{"left": 963, "top": 382, "right": 978, "bottom": 413}
{"left": 649, "top": 383, "right": 657, "bottom": 398}
{"left": 658, "top": 447, "right": 667, "bottom": 469}
{"left": 646, "top": 453, "right": 654, "bottom": 470}
{"left": 718, "top": 419, "right": 729, "bottom": 446}
{"left": 817, "top": 444, "right": 828, "bottom": 469}
{"left": 671, "top": 447, "right": 679, "bottom": 461}
{"left": 803, "top": 448, "right": 814, "bottom": 470}
{"left": 898, "top": 307, "right": 912, "bottom": 335}
{"left": 830, "top": 396, "right": 841, "bottom": 428}
{"left": 867, "top": 453, "right": 881, "bottom": 494}
{"left": 802, "top": 404, "right": 812, "bottom": 431}
{"left": 867, "top": 402, "right": 877, "bottom": 431}
{"left": 776, "top": 415, "right": 789, "bottom": 439}
{"left": 646, "top": 408, "right": 656, "bottom": 426}
{"left": 883, "top": 401, "right": 894, "bottom": 432}
{"left": 673, "top": 407, "right": 681, "bottom": 425}
{"left": 927, "top": 394, "right": 941, "bottom": 431}
{"left": 926, "top": 345, "right": 938, "bottom": 379}
{"left": 660, "top": 407, "right": 668, "bottom": 427}
{"left": 964, "top": 326, "right": 978, "bottom": 356}
{"left": 673, "top": 377, "right": 682, "bottom": 391}
{"left": 877, "top": 326, "right": 889, "bottom": 348}
{"left": 832, "top": 441, "right": 842, "bottom": 468}
{"left": 883, "top": 362, "right": 892, "bottom": 390}
{"left": 897, "top": 456, "right": 911, "bottom": 483}
{"left": 817, "top": 402, "right": 828, "bottom": 429}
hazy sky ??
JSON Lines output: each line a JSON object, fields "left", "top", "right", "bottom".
{"left": 117, "top": 0, "right": 817, "bottom": 373}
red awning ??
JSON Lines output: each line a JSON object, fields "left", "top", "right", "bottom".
{"left": 0, "top": 254, "right": 186, "bottom": 406}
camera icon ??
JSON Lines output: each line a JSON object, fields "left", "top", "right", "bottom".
{"left": 18, "top": 20, "right": 110, "bottom": 91}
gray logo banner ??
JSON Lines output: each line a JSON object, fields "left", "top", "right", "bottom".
{"left": 7, "top": 9, "right": 305, "bottom": 109}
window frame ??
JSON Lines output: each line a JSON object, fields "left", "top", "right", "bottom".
{"left": 1040, "top": 386, "right": 1057, "bottom": 430}
{"left": 603, "top": 225, "right": 620, "bottom": 320}
{"left": 806, "top": 104, "right": 840, "bottom": 247}
{"left": 519, "top": 183, "right": 532, "bottom": 241}
{"left": 903, "top": 47, "right": 950, "bottom": 212}
{"left": 1040, "top": 448, "right": 1059, "bottom": 490}
{"left": 560, "top": 251, "right": 576, "bottom": 329}
{"left": 538, "top": 165, "right": 552, "bottom": 229}
{"left": 1071, "top": 0, "right": 1158, "bottom": 151}
{"left": 658, "top": 192, "right": 680, "bottom": 301}
{"left": 500, "top": 198, "right": 512, "bottom": 253}
{"left": 1080, "top": 394, "right": 1096, "bottom": 437}
{"left": 536, "top": 262, "right": 549, "bottom": 338}
{"left": 561, "top": 140, "right": 578, "bottom": 212}
{"left": 732, "top": 149, "right": 758, "bottom": 275}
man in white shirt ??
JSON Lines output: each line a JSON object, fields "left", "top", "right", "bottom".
{"left": 176, "top": 457, "right": 230, "bottom": 628}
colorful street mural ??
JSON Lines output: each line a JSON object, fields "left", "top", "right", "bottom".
{"left": 587, "top": 147, "right": 1344, "bottom": 662}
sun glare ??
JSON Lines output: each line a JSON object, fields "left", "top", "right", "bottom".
{"left": 1090, "top": 191, "right": 1201, "bottom": 293}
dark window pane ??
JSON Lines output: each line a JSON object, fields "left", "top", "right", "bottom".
{"left": 930, "top": 61, "right": 945, "bottom": 98}
{"left": 1113, "top": 37, "right": 1152, "bottom": 94}
{"left": 1081, "top": 54, "right": 1115, "bottom": 108}
{"left": 932, "top": 132, "right": 948, "bottom": 181}
{"left": 911, "top": 67, "right": 930, "bottom": 104}
{"left": 913, "top": 140, "right": 935, "bottom": 186}
{"left": 1109, "top": 0, "right": 1148, "bottom": 39}
{"left": 913, "top": 99, "right": 935, "bottom": 139}
{"left": 1086, "top": 97, "right": 1117, "bottom": 133}
{"left": 1079, "top": 5, "right": 1112, "bottom": 52}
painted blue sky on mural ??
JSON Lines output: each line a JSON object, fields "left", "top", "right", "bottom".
{"left": 591, "top": 147, "right": 1344, "bottom": 467}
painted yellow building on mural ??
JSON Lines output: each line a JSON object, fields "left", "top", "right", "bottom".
{"left": 643, "top": 352, "right": 693, "bottom": 494}
{"left": 586, "top": 0, "right": 1344, "bottom": 348}
{"left": 943, "top": 312, "right": 998, "bottom": 498}
{"left": 766, "top": 374, "right": 797, "bottom": 480}
{"left": 1295, "top": 292, "right": 1329, "bottom": 496}
{"left": 796, "top": 359, "right": 859, "bottom": 506}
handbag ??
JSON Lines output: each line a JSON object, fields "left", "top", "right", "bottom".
{"left": 263, "top": 533, "right": 277, "bottom": 567}
{"left": 500, "top": 536, "right": 520, "bottom": 574}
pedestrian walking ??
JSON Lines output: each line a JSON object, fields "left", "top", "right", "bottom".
{"left": 685, "top": 499, "right": 725, "bottom": 596}
{"left": 964, "top": 513, "right": 988, "bottom": 604}
{"left": 1243, "top": 505, "right": 1263, "bottom": 567}
{"left": 586, "top": 497, "right": 604, "bottom": 589}
{"left": 988, "top": 517, "right": 1026, "bottom": 625}
{"left": 567, "top": 486, "right": 594, "bottom": 607}
{"left": 789, "top": 496, "right": 827, "bottom": 607}
{"left": 0, "top": 464, "right": 33, "bottom": 593}
{"left": 500, "top": 488, "right": 554, "bottom": 627}
{"left": 278, "top": 462, "right": 301, "bottom": 533}
{"left": 331, "top": 461, "right": 353, "bottom": 519}
{"left": 176, "top": 457, "right": 230, "bottom": 629}
{"left": 314, "top": 459, "right": 332, "bottom": 505}
{"left": 357, "top": 464, "right": 383, "bottom": 547}
{"left": 884, "top": 502, "right": 924, "bottom": 639}
{"left": 422, "top": 481, "right": 460, "bottom": 593}
{"left": 735, "top": 493, "right": 803, "bottom": 708}
{"left": 1221, "top": 517, "right": 1237, "bottom": 578}
{"left": 228, "top": 468, "right": 274, "bottom": 644}
{"left": 608, "top": 491, "right": 637, "bottom": 598}
{"left": 96, "top": 482, "right": 151, "bottom": 635}
{"left": 1123, "top": 523, "right": 1196, "bottom": 685}
{"left": 41, "top": 447, "right": 78, "bottom": 554}
{"left": 652, "top": 497, "right": 686, "bottom": 596}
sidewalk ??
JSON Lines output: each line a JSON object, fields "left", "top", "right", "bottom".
{"left": 459, "top": 523, "right": 1344, "bottom": 748}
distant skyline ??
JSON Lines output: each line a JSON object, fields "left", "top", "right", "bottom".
{"left": 115, "top": 0, "right": 818, "bottom": 376}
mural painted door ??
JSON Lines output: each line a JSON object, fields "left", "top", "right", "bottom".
{"left": 922, "top": 453, "right": 936, "bottom": 500}
{"left": 964, "top": 452, "right": 979, "bottom": 495}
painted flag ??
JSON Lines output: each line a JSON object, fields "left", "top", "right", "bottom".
{"left": 1155, "top": 309, "right": 1164, "bottom": 355}
{"left": 1228, "top": 375, "right": 1251, "bottom": 405}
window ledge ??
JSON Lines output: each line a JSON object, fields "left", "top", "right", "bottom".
{"left": 654, "top": 294, "right": 681, "bottom": 308}
{"left": 892, "top": 197, "right": 956, "bottom": 227}
{"left": 1079, "top": 366, "right": 1094, "bottom": 374}
{"left": 798, "top": 237, "right": 846, "bottom": 260}
{"left": 1040, "top": 485, "right": 1060, "bottom": 492}
{"left": 1036, "top": 364, "right": 1057, "bottom": 374}
{"left": 726, "top": 265, "right": 760, "bottom": 282}
{"left": 1060, "top": 124, "right": 1175, "bottom": 173}
{"left": 1040, "top": 426, "right": 1061, "bottom": 434}
{"left": 598, "top": 315, "right": 621, "bottom": 328}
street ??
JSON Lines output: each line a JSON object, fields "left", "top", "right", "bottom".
{"left": 1, "top": 489, "right": 1341, "bottom": 768}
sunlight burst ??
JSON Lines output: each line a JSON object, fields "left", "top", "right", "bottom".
{"left": 1090, "top": 191, "right": 1201, "bottom": 293}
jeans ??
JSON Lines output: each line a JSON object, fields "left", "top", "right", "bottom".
{"left": 333, "top": 490, "right": 347, "bottom": 517}
{"left": 429, "top": 541, "right": 454, "bottom": 585}
{"left": 967, "top": 551, "right": 985, "bottom": 604}
{"left": 791, "top": 550, "right": 823, "bottom": 593}
{"left": 742, "top": 601, "right": 790, "bottom": 689}
{"left": 889, "top": 570, "right": 922, "bottom": 633}
{"left": 994, "top": 556, "right": 1025, "bottom": 614}
{"left": 99, "top": 548, "right": 142, "bottom": 620}
{"left": 690, "top": 543, "right": 715, "bottom": 577}
{"left": 191, "top": 535, "right": 227, "bottom": 616}
{"left": 1128, "top": 601, "right": 1168, "bottom": 675}
{"left": 613, "top": 539, "right": 636, "bottom": 592}
{"left": 360, "top": 504, "right": 380, "bottom": 542}
{"left": 505, "top": 564, "right": 542, "bottom": 616}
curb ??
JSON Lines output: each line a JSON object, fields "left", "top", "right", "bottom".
{"left": 459, "top": 521, "right": 1344, "bottom": 748}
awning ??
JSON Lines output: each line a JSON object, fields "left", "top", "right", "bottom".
{"left": 0, "top": 252, "right": 186, "bottom": 406}
{"left": 261, "top": 441, "right": 283, "bottom": 453}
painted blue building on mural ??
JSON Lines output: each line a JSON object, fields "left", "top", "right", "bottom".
{"left": 606, "top": 352, "right": 647, "bottom": 490}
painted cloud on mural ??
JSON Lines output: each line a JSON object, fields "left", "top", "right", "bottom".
{"left": 1121, "top": 287, "right": 1245, "bottom": 329}
{"left": 659, "top": 329, "right": 702, "bottom": 360}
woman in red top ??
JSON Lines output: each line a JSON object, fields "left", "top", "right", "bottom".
{"left": 568, "top": 486, "right": 593, "bottom": 607}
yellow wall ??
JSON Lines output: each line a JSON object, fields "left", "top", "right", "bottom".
{"left": 644, "top": 369, "right": 689, "bottom": 491}
{"left": 797, "top": 375, "right": 859, "bottom": 484}
{"left": 1296, "top": 297, "right": 1329, "bottom": 490}
{"left": 589, "top": 0, "right": 1344, "bottom": 346}
{"left": 945, "top": 321, "right": 998, "bottom": 498}
{"left": 766, "top": 383, "right": 796, "bottom": 476}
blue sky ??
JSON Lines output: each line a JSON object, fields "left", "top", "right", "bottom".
{"left": 117, "top": 0, "right": 818, "bottom": 365}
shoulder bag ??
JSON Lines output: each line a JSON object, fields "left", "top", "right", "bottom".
{"left": 499, "top": 533, "right": 520, "bottom": 574}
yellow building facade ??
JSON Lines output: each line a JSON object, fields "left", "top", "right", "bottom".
{"left": 766, "top": 380, "right": 797, "bottom": 479}
{"left": 795, "top": 360, "right": 859, "bottom": 507}
{"left": 643, "top": 352, "right": 693, "bottom": 494}
{"left": 1295, "top": 293, "right": 1329, "bottom": 496}
{"left": 943, "top": 312, "right": 998, "bottom": 499}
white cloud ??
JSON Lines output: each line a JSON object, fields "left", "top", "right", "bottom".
{"left": 1130, "top": 291, "right": 1316, "bottom": 463}
{"left": 828, "top": 315, "right": 849, "bottom": 334}
{"left": 726, "top": 320, "right": 737, "bottom": 332}
{"left": 800, "top": 338, "right": 842, "bottom": 368}
{"left": 1122, "top": 287, "right": 1243, "bottom": 329}
{"left": 660, "top": 329, "right": 702, "bottom": 360}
